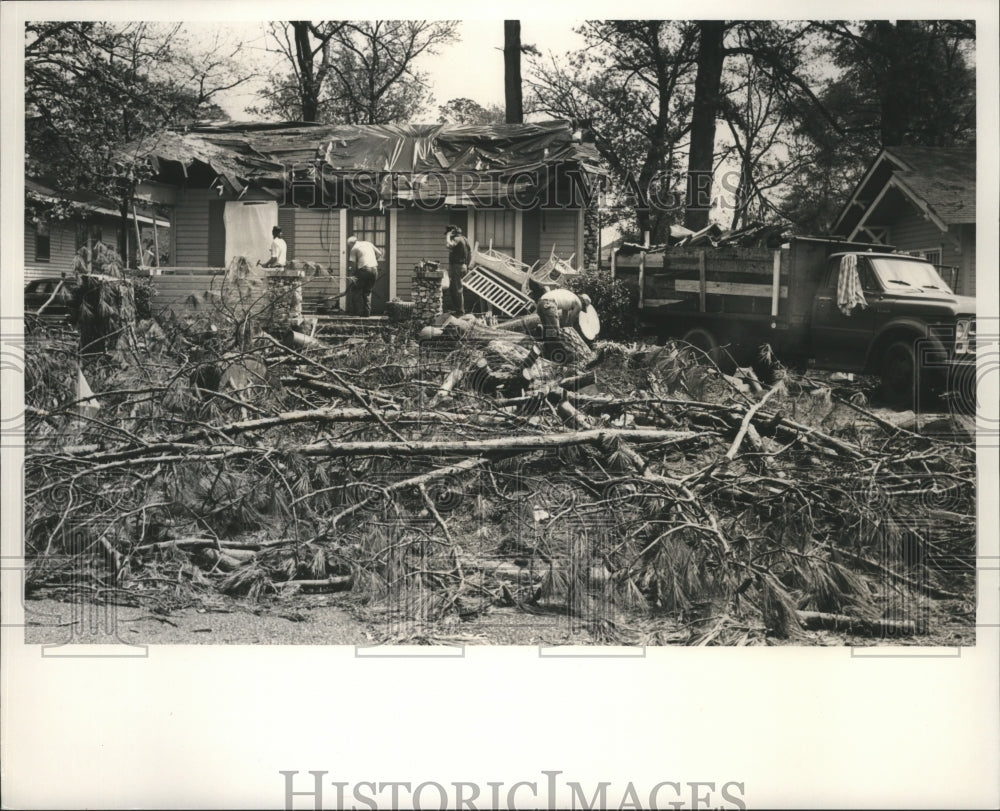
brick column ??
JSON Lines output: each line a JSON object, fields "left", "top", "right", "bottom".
{"left": 412, "top": 264, "right": 444, "bottom": 325}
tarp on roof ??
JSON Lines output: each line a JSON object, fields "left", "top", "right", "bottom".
{"left": 121, "top": 120, "right": 605, "bottom": 199}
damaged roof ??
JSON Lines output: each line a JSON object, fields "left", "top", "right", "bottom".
{"left": 124, "top": 120, "right": 605, "bottom": 202}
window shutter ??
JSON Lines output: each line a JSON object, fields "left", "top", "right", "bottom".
{"left": 208, "top": 200, "right": 226, "bottom": 267}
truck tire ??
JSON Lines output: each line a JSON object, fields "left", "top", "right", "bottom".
{"left": 879, "top": 340, "right": 917, "bottom": 409}
{"left": 680, "top": 327, "right": 735, "bottom": 374}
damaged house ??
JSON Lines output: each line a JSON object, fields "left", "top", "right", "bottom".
{"left": 127, "top": 120, "right": 605, "bottom": 314}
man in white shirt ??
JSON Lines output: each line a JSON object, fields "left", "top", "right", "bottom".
{"left": 347, "top": 234, "right": 384, "bottom": 317}
{"left": 262, "top": 226, "right": 287, "bottom": 268}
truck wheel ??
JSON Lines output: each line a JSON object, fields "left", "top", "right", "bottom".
{"left": 879, "top": 340, "right": 917, "bottom": 409}
{"left": 680, "top": 327, "right": 735, "bottom": 374}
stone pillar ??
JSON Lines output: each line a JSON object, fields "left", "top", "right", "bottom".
{"left": 412, "top": 263, "right": 444, "bottom": 325}
{"left": 583, "top": 204, "right": 600, "bottom": 271}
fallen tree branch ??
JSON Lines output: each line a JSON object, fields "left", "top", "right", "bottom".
{"left": 726, "top": 385, "right": 783, "bottom": 460}
{"left": 796, "top": 610, "right": 918, "bottom": 637}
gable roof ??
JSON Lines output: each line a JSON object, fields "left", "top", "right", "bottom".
{"left": 832, "top": 144, "right": 975, "bottom": 236}
{"left": 124, "top": 120, "right": 605, "bottom": 202}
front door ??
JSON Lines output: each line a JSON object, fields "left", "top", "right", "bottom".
{"left": 348, "top": 211, "right": 390, "bottom": 315}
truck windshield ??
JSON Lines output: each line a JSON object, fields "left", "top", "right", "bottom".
{"left": 870, "top": 257, "right": 952, "bottom": 292}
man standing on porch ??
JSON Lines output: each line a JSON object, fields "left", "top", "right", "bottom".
{"left": 347, "top": 234, "right": 383, "bottom": 317}
{"left": 445, "top": 225, "right": 471, "bottom": 316}
{"left": 262, "top": 226, "right": 287, "bottom": 268}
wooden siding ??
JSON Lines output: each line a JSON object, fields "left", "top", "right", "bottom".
{"left": 287, "top": 207, "right": 342, "bottom": 304}
{"left": 23, "top": 214, "right": 127, "bottom": 282}
{"left": 174, "top": 188, "right": 213, "bottom": 267}
{"left": 24, "top": 219, "right": 77, "bottom": 282}
{"left": 887, "top": 206, "right": 975, "bottom": 295}
{"left": 954, "top": 224, "right": 976, "bottom": 297}
{"left": 521, "top": 209, "right": 542, "bottom": 268}
{"left": 396, "top": 207, "right": 451, "bottom": 301}
{"left": 537, "top": 209, "right": 579, "bottom": 264}
{"left": 148, "top": 269, "right": 223, "bottom": 314}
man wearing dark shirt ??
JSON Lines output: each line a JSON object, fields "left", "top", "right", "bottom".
{"left": 444, "top": 225, "right": 471, "bottom": 315}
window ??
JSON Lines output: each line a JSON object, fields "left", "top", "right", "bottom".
{"left": 474, "top": 210, "right": 516, "bottom": 258}
{"left": 916, "top": 248, "right": 942, "bottom": 266}
{"left": 351, "top": 213, "right": 387, "bottom": 251}
{"left": 825, "top": 256, "right": 880, "bottom": 292}
{"left": 34, "top": 222, "right": 50, "bottom": 262}
{"left": 76, "top": 223, "right": 102, "bottom": 252}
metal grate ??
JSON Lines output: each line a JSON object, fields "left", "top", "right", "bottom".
{"left": 462, "top": 266, "right": 535, "bottom": 317}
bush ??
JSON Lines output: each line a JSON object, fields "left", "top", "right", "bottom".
{"left": 132, "top": 276, "right": 155, "bottom": 320}
{"left": 565, "top": 270, "right": 638, "bottom": 341}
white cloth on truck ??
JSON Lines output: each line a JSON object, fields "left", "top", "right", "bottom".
{"left": 837, "top": 254, "right": 867, "bottom": 316}
{"left": 224, "top": 201, "right": 278, "bottom": 267}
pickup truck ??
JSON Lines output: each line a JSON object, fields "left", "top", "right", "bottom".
{"left": 613, "top": 236, "right": 976, "bottom": 407}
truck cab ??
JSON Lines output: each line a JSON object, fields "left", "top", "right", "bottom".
{"left": 809, "top": 251, "right": 976, "bottom": 402}
{"left": 614, "top": 236, "right": 976, "bottom": 407}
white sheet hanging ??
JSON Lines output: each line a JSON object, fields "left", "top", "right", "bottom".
{"left": 837, "top": 254, "right": 867, "bottom": 316}
{"left": 224, "top": 201, "right": 278, "bottom": 267}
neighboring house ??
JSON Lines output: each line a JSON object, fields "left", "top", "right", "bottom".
{"left": 24, "top": 179, "right": 170, "bottom": 283}
{"left": 128, "top": 120, "right": 604, "bottom": 314}
{"left": 831, "top": 144, "right": 976, "bottom": 296}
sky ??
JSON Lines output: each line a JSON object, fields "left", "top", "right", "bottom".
{"left": 211, "top": 20, "right": 589, "bottom": 121}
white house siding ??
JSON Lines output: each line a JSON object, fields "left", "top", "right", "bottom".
{"left": 395, "top": 207, "right": 451, "bottom": 302}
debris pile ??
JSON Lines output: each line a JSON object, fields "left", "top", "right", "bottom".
{"left": 23, "top": 295, "right": 975, "bottom": 644}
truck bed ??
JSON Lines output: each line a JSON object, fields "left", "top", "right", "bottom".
{"left": 614, "top": 246, "right": 786, "bottom": 320}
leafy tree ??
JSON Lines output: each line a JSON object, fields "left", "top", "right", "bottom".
{"left": 529, "top": 21, "right": 700, "bottom": 242}
{"left": 778, "top": 20, "right": 976, "bottom": 232}
{"left": 25, "top": 22, "right": 255, "bottom": 262}
{"left": 253, "top": 22, "right": 346, "bottom": 123}
{"left": 437, "top": 98, "right": 505, "bottom": 125}
{"left": 254, "top": 21, "right": 459, "bottom": 124}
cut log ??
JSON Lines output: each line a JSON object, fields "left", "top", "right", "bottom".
{"left": 796, "top": 610, "right": 919, "bottom": 637}
{"left": 275, "top": 576, "right": 352, "bottom": 591}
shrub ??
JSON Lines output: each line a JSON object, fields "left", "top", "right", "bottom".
{"left": 565, "top": 270, "right": 638, "bottom": 341}
{"left": 132, "top": 276, "right": 155, "bottom": 320}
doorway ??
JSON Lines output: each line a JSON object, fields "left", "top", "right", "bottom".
{"left": 348, "top": 211, "right": 390, "bottom": 315}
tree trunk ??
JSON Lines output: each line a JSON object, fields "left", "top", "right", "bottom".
{"left": 876, "top": 21, "right": 917, "bottom": 147}
{"left": 119, "top": 202, "right": 131, "bottom": 267}
{"left": 504, "top": 20, "right": 524, "bottom": 124}
{"left": 292, "top": 21, "right": 319, "bottom": 122}
{"left": 684, "top": 21, "right": 726, "bottom": 232}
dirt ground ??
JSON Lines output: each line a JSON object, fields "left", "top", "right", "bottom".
{"left": 21, "top": 592, "right": 975, "bottom": 648}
